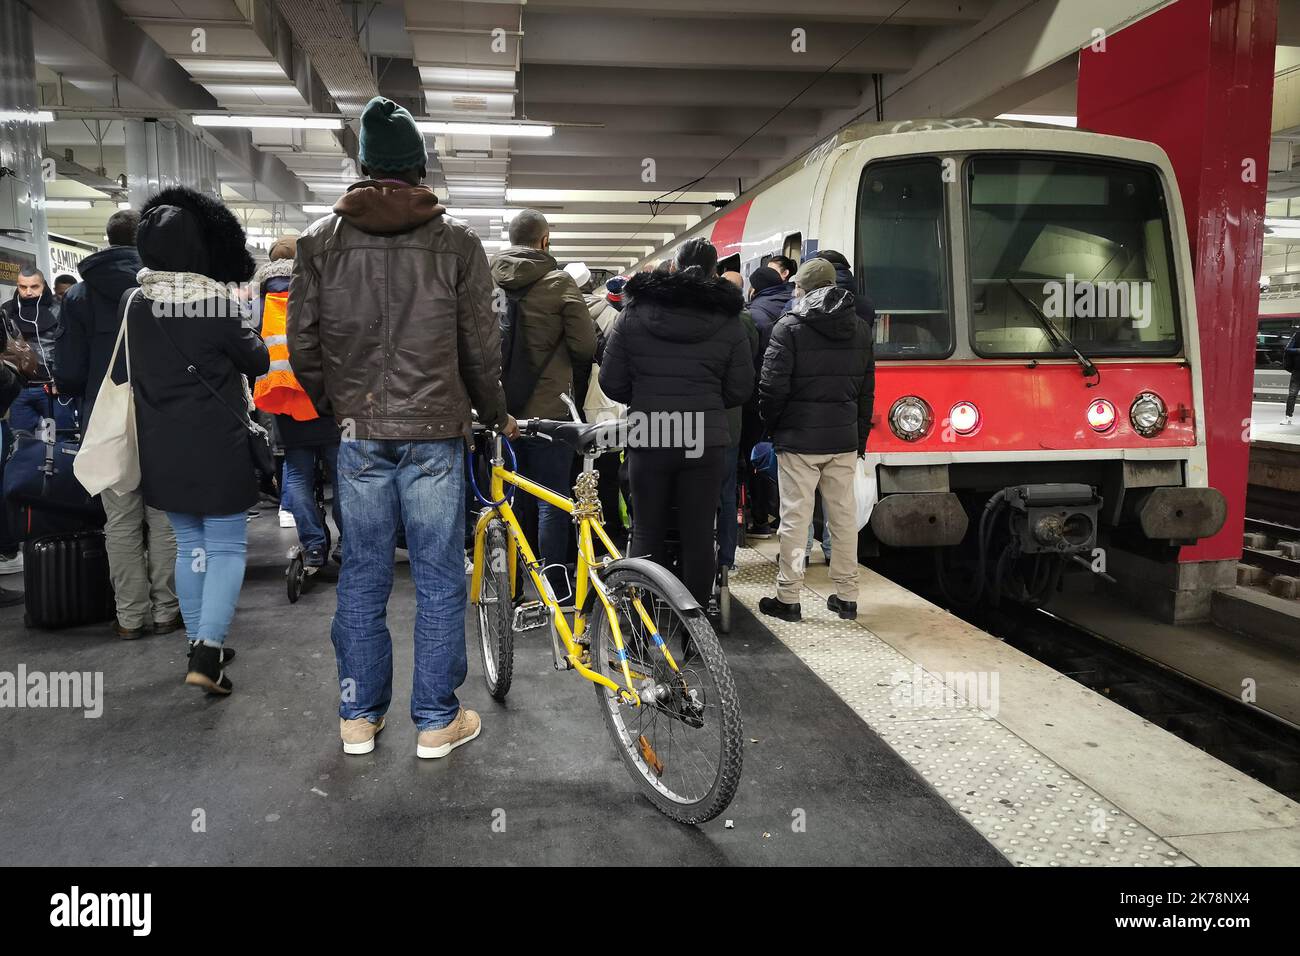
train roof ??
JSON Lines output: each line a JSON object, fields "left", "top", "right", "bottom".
{"left": 636, "top": 117, "right": 1156, "bottom": 270}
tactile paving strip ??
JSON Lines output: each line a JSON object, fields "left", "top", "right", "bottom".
{"left": 728, "top": 550, "right": 1194, "bottom": 867}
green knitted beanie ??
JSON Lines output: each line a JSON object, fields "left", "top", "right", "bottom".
{"left": 358, "top": 96, "right": 427, "bottom": 174}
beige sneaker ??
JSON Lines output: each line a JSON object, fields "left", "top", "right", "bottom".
{"left": 340, "top": 716, "right": 385, "bottom": 755}
{"left": 416, "top": 708, "right": 481, "bottom": 759}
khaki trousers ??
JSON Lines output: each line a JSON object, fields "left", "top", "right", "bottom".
{"left": 101, "top": 487, "right": 179, "bottom": 629}
{"left": 776, "top": 451, "right": 859, "bottom": 605}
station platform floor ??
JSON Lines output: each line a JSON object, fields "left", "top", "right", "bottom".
{"left": 1, "top": 508, "right": 1298, "bottom": 866}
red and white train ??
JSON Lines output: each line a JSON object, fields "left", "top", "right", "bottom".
{"left": 633, "top": 118, "right": 1226, "bottom": 601}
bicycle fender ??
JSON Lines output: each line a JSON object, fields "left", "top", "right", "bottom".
{"left": 582, "top": 557, "right": 702, "bottom": 616}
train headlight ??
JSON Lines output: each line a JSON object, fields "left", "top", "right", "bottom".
{"left": 1086, "top": 399, "right": 1117, "bottom": 433}
{"left": 889, "top": 396, "right": 933, "bottom": 442}
{"left": 949, "top": 401, "right": 980, "bottom": 435}
{"left": 1129, "top": 391, "right": 1167, "bottom": 437}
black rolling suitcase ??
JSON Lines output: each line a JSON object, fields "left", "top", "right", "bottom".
{"left": 22, "top": 531, "right": 116, "bottom": 629}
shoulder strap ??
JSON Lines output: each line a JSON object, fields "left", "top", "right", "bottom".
{"left": 148, "top": 309, "right": 256, "bottom": 435}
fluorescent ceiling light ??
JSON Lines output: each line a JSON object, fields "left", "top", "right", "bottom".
{"left": 419, "top": 67, "right": 517, "bottom": 90}
{"left": 507, "top": 188, "right": 734, "bottom": 204}
{"left": 0, "top": 109, "right": 54, "bottom": 123}
{"left": 416, "top": 121, "right": 552, "bottom": 138}
{"left": 117, "top": 202, "right": 132, "bottom": 210}
{"left": 547, "top": 231, "right": 674, "bottom": 241}
{"left": 193, "top": 114, "right": 343, "bottom": 130}
{"left": 303, "top": 204, "right": 334, "bottom": 214}
{"left": 44, "top": 199, "right": 91, "bottom": 210}
{"left": 444, "top": 207, "right": 523, "bottom": 219}
{"left": 996, "top": 113, "right": 1078, "bottom": 128}
{"left": 449, "top": 185, "right": 506, "bottom": 195}
{"left": 177, "top": 59, "right": 286, "bottom": 77}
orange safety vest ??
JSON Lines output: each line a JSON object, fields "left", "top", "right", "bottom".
{"left": 253, "top": 291, "right": 319, "bottom": 421}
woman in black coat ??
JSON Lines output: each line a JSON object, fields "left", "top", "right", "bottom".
{"left": 126, "top": 186, "right": 269, "bottom": 696}
{"left": 599, "top": 238, "right": 754, "bottom": 607}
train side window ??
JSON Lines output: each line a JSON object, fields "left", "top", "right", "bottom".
{"left": 855, "top": 159, "right": 953, "bottom": 358}
{"left": 782, "top": 233, "right": 802, "bottom": 261}
{"left": 717, "top": 253, "right": 740, "bottom": 274}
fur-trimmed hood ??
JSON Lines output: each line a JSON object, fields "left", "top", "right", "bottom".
{"left": 251, "top": 257, "right": 294, "bottom": 289}
{"left": 137, "top": 186, "right": 255, "bottom": 284}
{"left": 623, "top": 268, "right": 744, "bottom": 343}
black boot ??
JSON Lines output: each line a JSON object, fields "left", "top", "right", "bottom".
{"left": 827, "top": 595, "right": 857, "bottom": 620}
{"left": 188, "top": 640, "right": 236, "bottom": 665}
{"left": 759, "top": 596, "right": 801, "bottom": 622}
{"left": 185, "top": 643, "right": 233, "bottom": 696}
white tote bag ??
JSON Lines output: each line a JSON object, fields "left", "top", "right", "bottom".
{"left": 74, "top": 289, "right": 141, "bottom": 496}
{"left": 854, "top": 456, "right": 877, "bottom": 530}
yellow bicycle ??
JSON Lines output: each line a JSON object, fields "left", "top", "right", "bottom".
{"left": 467, "top": 419, "right": 743, "bottom": 825}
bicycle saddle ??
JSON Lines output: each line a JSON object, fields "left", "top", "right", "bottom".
{"left": 527, "top": 419, "right": 619, "bottom": 454}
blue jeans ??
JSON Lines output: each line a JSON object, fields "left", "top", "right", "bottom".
{"left": 332, "top": 438, "right": 466, "bottom": 731}
{"left": 283, "top": 444, "right": 340, "bottom": 562}
{"left": 167, "top": 512, "right": 248, "bottom": 646}
{"left": 511, "top": 434, "right": 574, "bottom": 596}
{"left": 806, "top": 492, "right": 833, "bottom": 562}
{"left": 717, "top": 443, "right": 740, "bottom": 566}
{"left": 8, "top": 385, "right": 78, "bottom": 434}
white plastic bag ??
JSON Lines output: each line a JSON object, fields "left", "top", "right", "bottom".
{"left": 74, "top": 290, "right": 141, "bottom": 495}
{"left": 583, "top": 365, "right": 626, "bottom": 426}
{"left": 854, "top": 456, "right": 877, "bottom": 530}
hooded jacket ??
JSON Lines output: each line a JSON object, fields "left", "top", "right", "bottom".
{"left": 759, "top": 285, "right": 873, "bottom": 455}
{"left": 2, "top": 283, "right": 62, "bottom": 383}
{"left": 55, "top": 244, "right": 142, "bottom": 426}
{"left": 288, "top": 179, "right": 506, "bottom": 440}
{"left": 491, "top": 247, "right": 596, "bottom": 420}
{"left": 826, "top": 259, "right": 876, "bottom": 446}
{"left": 125, "top": 190, "right": 270, "bottom": 515}
{"left": 599, "top": 268, "right": 754, "bottom": 449}
{"left": 747, "top": 281, "right": 793, "bottom": 361}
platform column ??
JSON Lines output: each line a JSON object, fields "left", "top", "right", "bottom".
{"left": 0, "top": 0, "right": 50, "bottom": 282}
{"left": 1078, "top": 0, "right": 1278, "bottom": 620}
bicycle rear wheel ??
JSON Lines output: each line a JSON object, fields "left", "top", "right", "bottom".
{"left": 475, "top": 519, "right": 515, "bottom": 700}
{"left": 590, "top": 568, "right": 743, "bottom": 825}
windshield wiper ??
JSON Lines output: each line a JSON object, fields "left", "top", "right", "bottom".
{"left": 1005, "top": 279, "right": 1100, "bottom": 386}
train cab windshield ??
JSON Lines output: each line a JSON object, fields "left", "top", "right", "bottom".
{"left": 856, "top": 158, "right": 954, "bottom": 358}
{"left": 966, "top": 155, "right": 1181, "bottom": 358}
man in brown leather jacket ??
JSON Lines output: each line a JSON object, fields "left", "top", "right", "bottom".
{"left": 288, "top": 95, "right": 511, "bottom": 761}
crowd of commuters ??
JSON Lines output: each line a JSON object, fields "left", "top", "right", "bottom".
{"left": 0, "top": 95, "right": 876, "bottom": 759}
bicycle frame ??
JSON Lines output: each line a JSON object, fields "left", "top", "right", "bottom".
{"left": 468, "top": 431, "right": 681, "bottom": 707}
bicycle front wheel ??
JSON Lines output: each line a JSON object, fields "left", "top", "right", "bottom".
{"left": 475, "top": 519, "right": 515, "bottom": 701}
{"left": 590, "top": 568, "right": 743, "bottom": 825}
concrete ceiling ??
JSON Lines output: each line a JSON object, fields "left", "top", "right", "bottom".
{"left": 24, "top": 0, "right": 1190, "bottom": 269}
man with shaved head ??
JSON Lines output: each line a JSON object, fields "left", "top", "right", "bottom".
{"left": 492, "top": 208, "right": 596, "bottom": 599}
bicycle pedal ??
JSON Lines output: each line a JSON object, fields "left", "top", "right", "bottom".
{"left": 512, "top": 601, "right": 547, "bottom": 631}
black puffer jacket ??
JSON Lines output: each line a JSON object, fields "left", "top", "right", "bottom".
{"left": 126, "top": 189, "right": 269, "bottom": 516}
{"left": 599, "top": 268, "right": 754, "bottom": 449}
{"left": 55, "top": 244, "right": 142, "bottom": 427}
{"left": 759, "top": 285, "right": 873, "bottom": 455}
{"left": 827, "top": 260, "right": 876, "bottom": 438}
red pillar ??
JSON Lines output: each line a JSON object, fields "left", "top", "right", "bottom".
{"left": 1077, "top": 0, "right": 1277, "bottom": 564}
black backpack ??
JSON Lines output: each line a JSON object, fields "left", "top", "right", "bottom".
{"left": 498, "top": 281, "right": 563, "bottom": 417}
